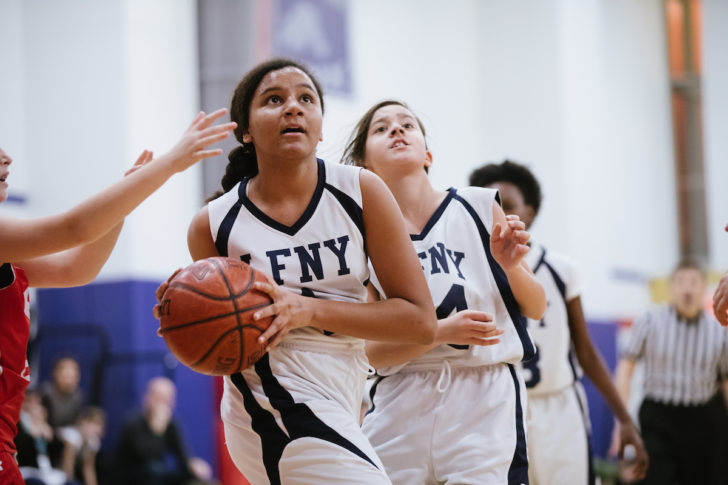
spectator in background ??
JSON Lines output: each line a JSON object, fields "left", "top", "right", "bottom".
{"left": 614, "top": 260, "right": 728, "bottom": 485}
{"left": 59, "top": 407, "right": 106, "bottom": 485}
{"left": 41, "top": 356, "right": 84, "bottom": 467}
{"left": 41, "top": 357, "right": 83, "bottom": 431}
{"left": 14, "top": 388, "right": 75, "bottom": 485}
{"left": 112, "top": 377, "right": 214, "bottom": 485}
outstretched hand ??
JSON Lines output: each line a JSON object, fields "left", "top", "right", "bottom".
{"left": 436, "top": 310, "right": 503, "bottom": 347}
{"left": 162, "top": 108, "right": 237, "bottom": 173}
{"left": 251, "top": 275, "right": 313, "bottom": 349}
{"left": 490, "top": 214, "right": 530, "bottom": 271}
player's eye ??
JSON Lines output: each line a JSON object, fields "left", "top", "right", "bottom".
{"left": 301, "top": 94, "right": 313, "bottom": 103}
{"left": 268, "top": 95, "right": 282, "bottom": 104}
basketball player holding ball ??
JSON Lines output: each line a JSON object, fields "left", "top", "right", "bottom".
{"left": 342, "top": 100, "right": 546, "bottom": 484}
{"left": 0, "top": 110, "right": 234, "bottom": 485}
{"left": 181, "top": 60, "right": 436, "bottom": 484}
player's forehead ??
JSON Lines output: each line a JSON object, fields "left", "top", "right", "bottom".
{"left": 255, "top": 67, "right": 317, "bottom": 96}
{"left": 370, "top": 105, "right": 416, "bottom": 126}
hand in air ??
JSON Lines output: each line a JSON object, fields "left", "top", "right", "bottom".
{"left": 436, "top": 310, "right": 504, "bottom": 347}
{"left": 252, "top": 275, "right": 313, "bottom": 350}
{"left": 163, "top": 108, "right": 237, "bottom": 173}
{"left": 490, "top": 214, "right": 530, "bottom": 271}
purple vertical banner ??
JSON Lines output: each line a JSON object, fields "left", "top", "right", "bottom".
{"left": 272, "top": 0, "right": 351, "bottom": 95}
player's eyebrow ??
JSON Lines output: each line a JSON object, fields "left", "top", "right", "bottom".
{"left": 259, "top": 83, "right": 316, "bottom": 96}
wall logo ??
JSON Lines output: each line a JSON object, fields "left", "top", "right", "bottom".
{"left": 272, "top": 0, "right": 351, "bottom": 95}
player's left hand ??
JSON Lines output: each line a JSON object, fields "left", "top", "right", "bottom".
{"left": 253, "top": 275, "right": 313, "bottom": 349}
{"left": 153, "top": 268, "right": 183, "bottom": 329}
{"left": 713, "top": 270, "right": 728, "bottom": 326}
{"left": 491, "top": 214, "right": 530, "bottom": 271}
{"left": 618, "top": 421, "right": 649, "bottom": 480}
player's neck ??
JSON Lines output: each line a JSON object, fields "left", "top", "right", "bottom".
{"left": 387, "top": 174, "right": 446, "bottom": 234}
{"left": 252, "top": 154, "right": 319, "bottom": 202}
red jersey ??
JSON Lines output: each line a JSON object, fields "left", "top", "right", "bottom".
{"left": 0, "top": 263, "right": 31, "bottom": 453}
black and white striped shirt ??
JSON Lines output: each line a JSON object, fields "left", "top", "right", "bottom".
{"left": 623, "top": 305, "right": 728, "bottom": 406}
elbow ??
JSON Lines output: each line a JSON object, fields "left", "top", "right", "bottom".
{"left": 522, "top": 288, "right": 547, "bottom": 320}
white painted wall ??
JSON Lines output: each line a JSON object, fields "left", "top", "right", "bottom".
{"left": 703, "top": 0, "right": 728, "bottom": 269}
{"left": 320, "top": 0, "right": 676, "bottom": 319}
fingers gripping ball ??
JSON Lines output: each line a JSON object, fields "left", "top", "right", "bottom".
{"left": 158, "top": 257, "right": 272, "bottom": 375}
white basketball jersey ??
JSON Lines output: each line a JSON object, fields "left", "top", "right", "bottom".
{"left": 521, "top": 244, "right": 582, "bottom": 395}
{"left": 377, "top": 187, "right": 535, "bottom": 375}
{"left": 207, "top": 159, "right": 369, "bottom": 346}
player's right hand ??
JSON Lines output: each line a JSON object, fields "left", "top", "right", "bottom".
{"left": 435, "top": 310, "right": 504, "bottom": 347}
{"left": 713, "top": 270, "right": 728, "bottom": 326}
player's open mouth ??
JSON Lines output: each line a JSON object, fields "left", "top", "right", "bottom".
{"left": 390, "top": 139, "right": 408, "bottom": 149}
{"left": 281, "top": 126, "right": 305, "bottom": 134}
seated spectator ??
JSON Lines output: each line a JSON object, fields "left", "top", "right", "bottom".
{"left": 41, "top": 357, "right": 83, "bottom": 430}
{"left": 59, "top": 407, "right": 106, "bottom": 485}
{"left": 41, "top": 356, "right": 84, "bottom": 468}
{"left": 14, "top": 388, "right": 77, "bottom": 485}
{"left": 112, "top": 377, "right": 215, "bottom": 485}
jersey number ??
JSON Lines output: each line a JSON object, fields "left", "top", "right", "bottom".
{"left": 523, "top": 344, "right": 541, "bottom": 388}
{"left": 436, "top": 284, "right": 469, "bottom": 350}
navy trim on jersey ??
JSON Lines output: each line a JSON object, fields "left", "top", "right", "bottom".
{"left": 214, "top": 181, "right": 247, "bottom": 257}
{"left": 572, "top": 385, "right": 596, "bottom": 485}
{"left": 257, "top": 354, "right": 379, "bottom": 469}
{"left": 323, "top": 182, "right": 365, "bottom": 244}
{"left": 230, "top": 372, "right": 288, "bottom": 485}
{"left": 451, "top": 189, "right": 536, "bottom": 361}
{"left": 532, "top": 247, "right": 547, "bottom": 274}
{"left": 240, "top": 158, "right": 326, "bottom": 236}
{"left": 543, "top": 259, "right": 567, "bottom": 302}
{"left": 365, "top": 376, "right": 386, "bottom": 417}
{"left": 410, "top": 190, "right": 454, "bottom": 241}
{"left": 540, "top": 257, "right": 580, "bottom": 381}
{"left": 0, "top": 263, "right": 15, "bottom": 289}
{"left": 507, "top": 364, "right": 529, "bottom": 485}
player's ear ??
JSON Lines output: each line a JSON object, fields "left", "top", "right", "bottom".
{"left": 424, "top": 151, "right": 433, "bottom": 169}
{"left": 243, "top": 133, "right": 252, "bottom": 143}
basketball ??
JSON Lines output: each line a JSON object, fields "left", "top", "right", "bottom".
{"left": 157, "top": 257, "right": 273, "bottom": 375}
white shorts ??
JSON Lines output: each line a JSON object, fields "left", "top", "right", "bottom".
{"left": 527, "top": 382, "right": 594, "bottom": 485}
{"left": 362, "top": 362, "right": 529, "bottom": 485}
{"left": 221, "top": 340, "right": 391, "bottom": 485}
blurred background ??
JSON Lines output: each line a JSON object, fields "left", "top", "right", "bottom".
{"left": 1, "top": 0, "right": 726, "bottom": 483}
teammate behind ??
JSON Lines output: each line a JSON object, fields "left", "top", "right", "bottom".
{"left": 0, "top": 109, "right": 235, "bottom": 485}
{"left": 177, "top": 60, "right": 436, "bottom": 484}
{"left": 343, "top": 100, "right": 545, "bottom": 484}
{"left": 470, "top": 160, "right": 648, "bottom": 484}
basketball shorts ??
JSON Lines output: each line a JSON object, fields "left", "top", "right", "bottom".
{"left": 362, "top": 362, "right": 529, "bottom": 485}
{"left": 0, "top": 451, "right": 24, "bottom": 485}
{"left": 221, "top": 339, "right": 391, "bottom": 485}
{"left": 526, "top": 382, "right": 594, "bottom": 485}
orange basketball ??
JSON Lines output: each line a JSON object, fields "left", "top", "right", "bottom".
{"left": 157, "top": 257, "right": 273, "bottom": 375}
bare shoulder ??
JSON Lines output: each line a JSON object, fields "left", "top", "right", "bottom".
{"left": 187, "top": 206, "right": 218, "bottom": 260}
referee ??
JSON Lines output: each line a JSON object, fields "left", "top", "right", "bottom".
{"left": 615, "top": 260, "right": 728, "bottom": 485}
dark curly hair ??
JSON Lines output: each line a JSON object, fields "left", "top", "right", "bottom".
{"left": 468, "top": 160, "right": 542, "bottom": 215}
{"left": 208, "top": 58, "right": 325, "bottom": 201}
